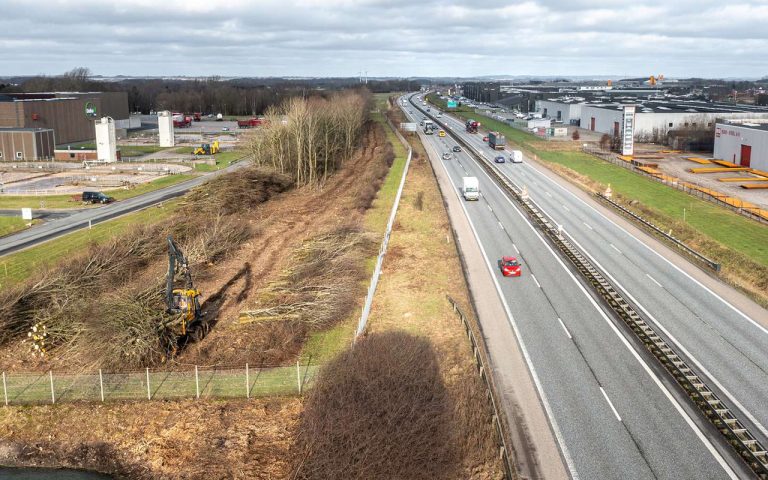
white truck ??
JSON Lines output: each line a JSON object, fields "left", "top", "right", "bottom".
{"left": 510, "top": 150, "right": 523, "bottom": 163}
{"left": 423, "top": 120, "right": 434, "bottom": 134}
{"left": 462, "top": 177, "right": 479, "bottom": 201}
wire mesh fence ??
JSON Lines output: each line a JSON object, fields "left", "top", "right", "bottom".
{"left": 2, "top": 363, "right": 319, "bottom": 406}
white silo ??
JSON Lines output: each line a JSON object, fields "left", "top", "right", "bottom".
{"left": 95, "top": 117, "right": 117, "bottom": 162}
{"left": 158, "top": 111, "right": 175, "bottom": 147}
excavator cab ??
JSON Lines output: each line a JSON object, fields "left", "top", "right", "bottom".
{"left": 166, "top": 236, "right": 203, "bottom": 336}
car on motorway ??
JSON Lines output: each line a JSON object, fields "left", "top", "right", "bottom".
{"left": 438, "top": 130, "right": 446, "bottom": 137}
{"left": 222, "top": 127, "right": 230, "bottom": 131}
{"left": 499, "top": 256, "right": 522, "bottom": 277}
{"left": 452, "top": 145, "right": 461, "bottom": 152}
{"left": 419, "top": 120, "right": 424, "bottom": 126}
{"left": 510, "top": 150, "right": 523, "bottom": 163}
{"left": 494, "top": 155, "right": 505, "bottom": 163}
{"left": 82, "top": 191, "right": 114, "bottom": 204}
{"left": 442, "top": 152, "right": 452, "bottom": 160}
{"left": 482, "top": 136, "right": 489, "bottom": 142}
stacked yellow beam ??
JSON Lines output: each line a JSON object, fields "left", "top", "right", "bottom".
{"left": 690, "top": 167, "right": 751, "bottom": 173}
{"left": 685, "top": 157, "right": 712, "bottom": 164}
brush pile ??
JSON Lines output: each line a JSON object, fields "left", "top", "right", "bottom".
{"left": 0, "top": 167, "right": 293, "bottom": 370}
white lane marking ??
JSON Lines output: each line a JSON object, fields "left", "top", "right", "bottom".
{"left": 646, "top": 274, "right": 662, "bottom": 288}
{"left": 488, "top": 205, "right": 493, "bottom": 212}
{"left": 565, "top": 230, "right": 768, "bottom": 442}
{"left": 520, "top": 159, "right": 767, "bottom": 336}
{"left": 563, "top": 205, "right": 570, "bottom": 212}
{"left": 499, "top": 221, "right": 504, "bottom": 230}
{"left": 558, "top": 317, "right": 572, "bottom": 339}
{"left": 610, "top": 244, "right": 622, "bottom": 254}
{"left": 600, "top": 387, "right": 623, "bottom": 422}
{"left": 583, "top": 222, "right": 593, "bottom": 230}
{"left": 513, "top": 243, "right": 520, "bottom": 254}
{"left": 545, "top": 191, "right": 553, "bottom": 197}
{"left": 531, "top": 274, "right": 541, "bottom": 288}
{"left": 434, "top": 155, "right": 581, "bottom": 480}
{"left": 457, "top": 148, "right": 739, "bottom": 479}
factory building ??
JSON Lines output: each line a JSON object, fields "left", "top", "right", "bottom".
{"left": 714, "top": 122, "right": 768, "bottom": 171}
{"left": 536, "top": 97, "right": 768, "bottom": 142}
{"left": 0, "top": 128, "right": 55, "bottom": 161}
{"left": 0, "top": 92, "right": 129, "bottom": 145}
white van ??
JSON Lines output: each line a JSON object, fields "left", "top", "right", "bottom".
{"left": 510, "top": 150, "right": 523, "bottom": 164}
{"left": 462, "top": 177, "right": 479, "bottom": 201}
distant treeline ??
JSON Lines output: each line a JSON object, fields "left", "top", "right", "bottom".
{"left": 0, "top": 67, "right": 420, "bottom": 116}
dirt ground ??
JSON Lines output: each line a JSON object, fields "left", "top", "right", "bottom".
{"left": 0, "top": 398, "right": 300, "bottom": 479}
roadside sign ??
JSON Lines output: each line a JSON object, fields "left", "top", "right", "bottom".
{"left": 400, "top": 122, "right": 417, "bottom": 132}
{"left": 21, "top": 208, "right": 32, "bottom": 221}
{"left": 447, "top": 100, "right": 458, "bottom": 109}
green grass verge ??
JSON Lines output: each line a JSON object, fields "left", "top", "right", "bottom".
{"left": 426, "top": 94, "right": 768, "bottom": 267}
{"left": 0, "top": 217, "right": 29, "bottom": 237}
{"left": 58, "top": 144, "right": 171, "bottom": 158}
{"left": 108, "top": 174, "right": 196, "bottom": 201}
{"left": 0, "top": 200, "right": 180, "bottom": 287}
{"left": 297, "top": 106, "right": 409, "bottom": 364}
{"left": 0, "top": 195, "right": 85, "bottom": 210}
{"left": 193, "top": 151, "right": 247, "bottom": 172}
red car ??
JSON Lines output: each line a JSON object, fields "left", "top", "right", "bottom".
{"left": 500, "top": 256, "right": 522, "bottom": 277}
{"left": 482, "top": 136, "right": 489, "bottom": 142}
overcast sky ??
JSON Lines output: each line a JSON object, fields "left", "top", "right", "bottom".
{"left": 1, "top": 0, "right": 767, "bottom": 79}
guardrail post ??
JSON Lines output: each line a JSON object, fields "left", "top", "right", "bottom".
{"left": 146, "top": 367, "right": 151, "bottom": 400}
{"left": 245, "top": 363, "right": 250, "bottom": 399}
{"left": 2, "top": 372, "right": 7, "bottom": 406}
{"left": 195, "top": 365, "right": 200, "bottom": 399}
{"left": 49, "top": 371, "right": 55, "bottom": 404}
{"left": 99, "top": 369, "right": 104, "bottom": 402}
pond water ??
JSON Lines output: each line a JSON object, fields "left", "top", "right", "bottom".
{"left": 0, "top": 467, "right": 112, "bottom": 479}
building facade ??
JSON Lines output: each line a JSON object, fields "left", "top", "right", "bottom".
{"left": 714, "top": 122, "right": 768, "bottom": 170}
{"left": 0, "top": 92, "right": 129, "bottom": 145}
{"left": 0, "top": 128, "right": 55, "bottom": 161}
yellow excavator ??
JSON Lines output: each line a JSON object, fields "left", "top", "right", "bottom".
{"left": 193, "top": 140, "right": 220, "bottom": 156}
{"left": 165, "top": 236, "right": 204, "bottom": 339}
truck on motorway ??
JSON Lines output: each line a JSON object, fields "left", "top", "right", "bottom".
{"left": 462, "top": 177, "right": 479, "bottom": 201}
{"left": 424, "top": 120, "right": 434, "bottom": 134}
{"left": 488, "top": 131, "right": 506, "bottom": 150}
{"left": 510, "top": 150, "right": 523, "bottom": 163}
{"left": 465, "top": 120, "right": 479, "bottom": 133}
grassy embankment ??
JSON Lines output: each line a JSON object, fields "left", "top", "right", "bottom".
{"left": 0, "top": 200, "right": 180, "bottom": 288}
{"left": 0, "top": 217, "right": 29, "bottom": 237}
{"left": 299, "top": 97, "right": 409, "bottom": 364}
{"left": 428, "top": 93, "right": 768, "bottom": 303}
{"left": 193, "top": 150, "right": 247, "bottom": 172}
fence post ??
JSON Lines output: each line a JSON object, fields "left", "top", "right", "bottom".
{"left": 146, "top": 367, "right": 151, "bottom": 400}
{"left": 2, "top": 372, "right": 7, "bottom": 406}
{"left": 49, "top": 371, "right": 55, "bottom": 404}
{"left": 245, "top": 363, "right": 250, "bottom": 399}
{"left": 99, "top": 369, "right": 104, "bottom": 402}
{"left": 195, "top": 365, "right": 200, "bottom": 399}
{"left": 296, "top": 360, "right": 302, "bottom": 395}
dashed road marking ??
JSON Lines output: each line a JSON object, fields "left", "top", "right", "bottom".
{"left": 610, "top": 244, "right": 622, "bottom": 254}
{"left": 646, "top": 274, "right": 662, "bottom": 288}
{"left": 600, "top": 387, "right": 622, "bottom": 422}
{"left": 558, "top": 317, "right": 572, "bottom": 339}
{"left": 531, "top": 274, "right": 541, "bottom": 288}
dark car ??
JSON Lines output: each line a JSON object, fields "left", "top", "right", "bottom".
{"left": 452, "top": 145, "right": 462, "bottom": 152}
{"left": 494, "top": 155, "right": 506, "bottom": 163}
{"left": 82, "top": 191, "right": 114, "bottom": 204}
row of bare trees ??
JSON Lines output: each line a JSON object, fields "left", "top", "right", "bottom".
{"left": 248, "top": 90, "right": 370, "bottom": 185}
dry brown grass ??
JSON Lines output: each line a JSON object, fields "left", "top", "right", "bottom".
{"left": 291, "top": 331, "right": 460, "bottom": 480}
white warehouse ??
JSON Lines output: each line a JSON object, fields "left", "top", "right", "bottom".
{"left": 713, "top": 122, "right": 768, "bottom": 171}
{"left": 536, "top": 97, "right": 768, "bottom": 142}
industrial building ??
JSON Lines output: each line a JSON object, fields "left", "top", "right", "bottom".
{"left": 535, "top": 97, "right": 768, "bottom": 142}
{"left": 714, "top": 122, "right": 768, "bottom": 170}
{"left": 0, "top": 127, "right": 55, "bottom": 161}
{"left": 0, "top": 91, "right": 129, "bottom": 145}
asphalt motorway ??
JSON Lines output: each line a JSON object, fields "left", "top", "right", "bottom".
{"left": 402, "top": 96, "right": 768, "bottom": 479}
{"left": 0, "top": 160, "right": 249, "bottom": 257}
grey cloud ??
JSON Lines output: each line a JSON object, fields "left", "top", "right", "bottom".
{"left": 0, "top": 0, "right": 766, "bottom": 77}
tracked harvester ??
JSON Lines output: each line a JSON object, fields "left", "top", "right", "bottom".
{"left": 165, "top": 236, "right": 204, "bottom": 339}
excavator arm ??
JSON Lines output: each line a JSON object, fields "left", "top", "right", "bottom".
{"left": 166, "top": 236, "right": 202, "bottom": 335}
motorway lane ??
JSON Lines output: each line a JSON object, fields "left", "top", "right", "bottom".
{"left": 410, "top": 106, "right": 734, "bottom": 479}
{"left": 437, "top": 109, "right": 768, "bottom": 443}
{"left": 0, "top": 160, "right": 249, "bottom": 257}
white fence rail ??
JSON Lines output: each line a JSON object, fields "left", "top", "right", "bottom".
{"left": 354, "top": 113, "right": 412, "bottom": 339}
